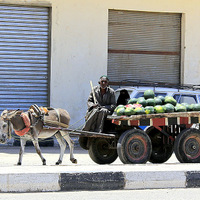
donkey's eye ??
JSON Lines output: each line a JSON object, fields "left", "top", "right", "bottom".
{"left": 2, "top": 124, "right": 7, "bottom": 128}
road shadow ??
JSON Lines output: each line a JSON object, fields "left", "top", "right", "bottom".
{"left": 0, "top": 145, "right": 88, "bottom": 155}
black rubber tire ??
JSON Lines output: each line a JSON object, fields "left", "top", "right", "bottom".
{"left": 78, "top": 137, "right": 89, "bottom": 150}
{"left": 146, "top": 127, "right": 174, "bottom": 163}
{"left": 174, "top": 128, "right": 200, "bottom": 163}
{"left": 117, "top": 129, "right": 152, "bottom": 164}
{"left": 174, "top": 128, "right": 189, "bottom": 163}
{"left": 88, "top": 138, "right": 118, "bottom": 164}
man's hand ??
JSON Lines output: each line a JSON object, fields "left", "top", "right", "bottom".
{"left": 92, "top": 104, "right": 99, "bottom": 108}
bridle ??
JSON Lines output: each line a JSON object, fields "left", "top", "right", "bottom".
{"left": 2, "top": 116, "right": 12, "bottom": 140}
{"left": 7, "top": 120, "right": 12, "bottom": 139}
{"left": 1, "top": 109, "right": 26, "bottom": 138}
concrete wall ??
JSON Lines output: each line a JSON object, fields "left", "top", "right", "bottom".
{"left": 0, "top": 0, "right": 200, "bottom": 127}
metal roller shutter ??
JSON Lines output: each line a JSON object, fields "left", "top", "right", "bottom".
{"left": 108, "top": 10, "right": 181, "bottom": 84}
{"left": 0, "top": 4, "right": 50, "bottom": 111}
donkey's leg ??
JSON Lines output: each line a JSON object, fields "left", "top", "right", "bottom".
{"left": 55, "top": 131, "right": 66, "bottom": 165}
{"left": 32, "top": 138, "right": 46, "bottom": 165}
{"left": 60, "top": 131, "right": 77, "bottom": 164}
{"left": 17, "top": 138, "right": 27, "bottom": 165}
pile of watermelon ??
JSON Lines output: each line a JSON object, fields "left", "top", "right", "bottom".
{"left": 115, "top": 89, "right": 200, "bottom": 116}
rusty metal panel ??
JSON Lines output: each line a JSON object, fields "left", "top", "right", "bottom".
{"left": 0, "top": 4, "right": 50, "bottom": 111}
{"left": 108, "top": 9, "right": 181, "bottom": 84}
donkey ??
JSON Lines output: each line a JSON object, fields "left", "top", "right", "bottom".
{"left": 0, "top": 106, "right": 77, "bottom": 165}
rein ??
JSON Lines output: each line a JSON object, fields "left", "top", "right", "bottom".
{"left": 44, "top": 119, "right": 69, "bottom": 128}
{"left": 7, "top": 120, "right": 12, "bottom": 139}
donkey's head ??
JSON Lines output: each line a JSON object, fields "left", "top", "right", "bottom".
{"left": 0, "top": 109, "right": 22, "bottom": 143}
{"left": 0, "top": 118, "right": 10, "bottom": 143}
{"left": 1, "top": 109, "right": 22, "bottom": 120}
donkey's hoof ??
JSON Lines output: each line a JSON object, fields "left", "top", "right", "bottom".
{"left": 17, "top": 162, "right": 21, "bottom": 165}
{"left": 43, "top": 160, "right": 46, "bottom": 165}
{"left": 56, "top": 160, "right": 62, "bottom": 165}
{"left": 71, "top": 158, "right": 77, "bottom": 164}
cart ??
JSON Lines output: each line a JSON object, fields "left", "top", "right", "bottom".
{"left": 79, "top": 111, "right": 200, "bottom": 164}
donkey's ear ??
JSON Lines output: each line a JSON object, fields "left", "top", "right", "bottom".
{"left": 16, "top": 110, "right": 23, "bottom": 115}
{"left": 1, "top": 110, "right": 8, "bottom": 118}
{"left": 4, "top": 109, "right": 22, "bottom": 119}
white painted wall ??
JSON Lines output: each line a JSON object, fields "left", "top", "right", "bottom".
{"left": 1, "top": 0, "right": 200, "bottom": 127}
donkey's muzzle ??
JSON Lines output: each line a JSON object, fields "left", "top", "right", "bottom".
{"left": 0, "top": 134, "right": 7, "bottom": 144}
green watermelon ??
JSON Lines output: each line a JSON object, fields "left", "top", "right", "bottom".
{"left": 116, "top": 107, "right": 125, "bottom": 116}
{"left": 157, "top": 95, "right": 165, "bottom": 104}
{"left": 137, "top": 97, "right": 145, "bottom": 101}
{"left": 188, "top": 104, "right": 195, "bottom": 111}
{"left": 135, "top": 107, "right": 146, "bottom": 115}
{"left": 154, "top": 105, "right": 165, "bottom": 113}
{"left": 175, "top": 103, "right": 187, "bottom": 112}
{"left": 144, "top": 106, "right": 155, "bottom": 114}
{"left": 164, "top": 96, "right": 177, "bottom": 106}
{"left": 192, "top": 103, "right": 200, "bottom": 111}
{"left": 114, "top": 105, "right": 124, "bottom": 112}
{"left": 154, "top": 97, "right": 163, "bottom": 105}
{"left": 137, "top": 98, "right": 147, "bottom": 107}
{"left": 128, "top": 98, "right": 138, "bottom": 104}
{"left": 163, "top": 103, "right": 175, "bottom": 113}
{"left": 144, "top": 89, "right": 155, "bottom": 99}
{"left": 146, "top": 98, "right": 155, "bottom": 106}
{"left": 124, "top": 107, "right": 136, "bottom": 116}
{"left": 181, "top": 103, "right": 190, "bottom": 111}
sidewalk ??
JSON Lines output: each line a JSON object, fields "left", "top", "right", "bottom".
{"left": 0, "top": 145, "right": 200, "bottom": 192}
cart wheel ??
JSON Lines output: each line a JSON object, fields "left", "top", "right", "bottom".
{"left": 117, "top": 129, "right": 152, "bottom": 164}
{"left": 174, "top": 128, "right": 189, "bottom": 163}
{"left": 146, "top": 127, "right": 174, "bottom": 163}
{"left": 79, "top": 137, "right": 89, "bottom": 150}
{"left": 174, "top": 128, "right": 200, "bottom": 163}
{"left": 88, "top": 138, "right": 118, "bottom": 164}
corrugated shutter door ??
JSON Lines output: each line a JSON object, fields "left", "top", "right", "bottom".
{"left": 0, "top": 4, "right": 49, "bottom": 111}
{"left": 108, "top": 10, "right": 181, "bottom": 84}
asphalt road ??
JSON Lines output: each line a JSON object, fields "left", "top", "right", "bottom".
{"left": 1, "top": 188, "right": 200, "bottom": 200}
{"left": 1, "top": 143, "right": 200, "bottom": 192}
{"left": 0, "top": 144, "right": 179, "bottom": 166}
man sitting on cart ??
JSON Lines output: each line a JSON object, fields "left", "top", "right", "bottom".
{"left": 82, "top": 75, "right": 116, "bottom": 133}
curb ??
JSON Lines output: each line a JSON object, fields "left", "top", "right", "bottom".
{"left": 1, "top": 171, "right": 200, "bottom": 192}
